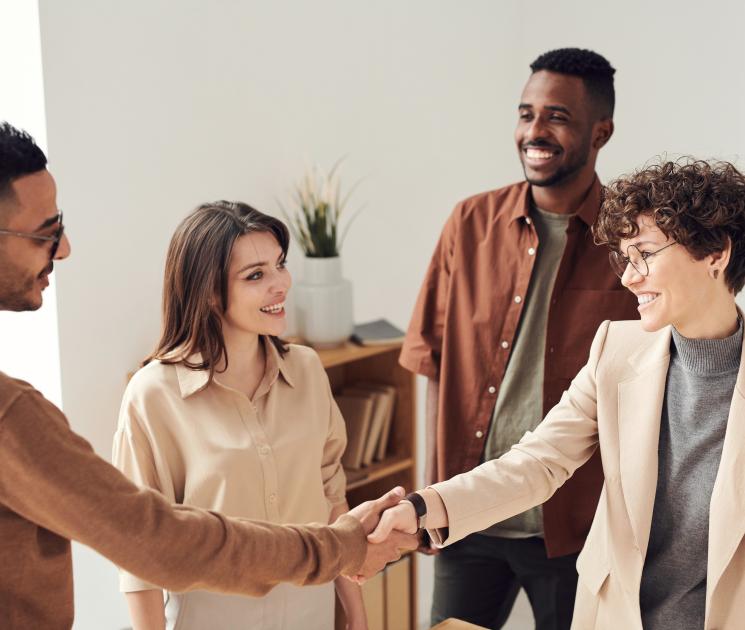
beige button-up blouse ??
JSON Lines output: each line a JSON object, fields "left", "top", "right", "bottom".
{"left": 113, "top": 339, "right": 348, "bottom": 592}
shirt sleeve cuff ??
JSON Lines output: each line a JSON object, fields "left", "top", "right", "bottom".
{"left": 424, "top": 486, "right": 455, "bottom": 548}
{"left": 398, "top": 349, "right": 438, "bottom": 380}
{"left": 323, "top": 470, "right": 348, "bottom": 511}
{"left": 331, "top": 514, "right": 367, "bottom": 575}
{"left": 119, "top": 570, "right": 161, "bottom": 593}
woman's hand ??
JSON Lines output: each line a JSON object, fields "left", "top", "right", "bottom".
{"left": 332, "top": 501, "right": 370, "bottom": 628}
{"left": 125, "top": 590, "right": 165, "bottom": 630}
{"left": 416, "top": 529, "right": 440, "bottom": 556}
{"left": 367, "top": 501, "right": 418, "bottom": 543}
{"left": 345, "top": 610, "right": 370, "bottom": 630}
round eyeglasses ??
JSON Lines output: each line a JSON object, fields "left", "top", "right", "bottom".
{"left": 0, "top": 211, "right": 64, "bottom": 259}
{"left": 609, "top": 241, "right": 677, "bottom": 278}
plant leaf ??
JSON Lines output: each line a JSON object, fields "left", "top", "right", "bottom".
{"left": 278, "top": 156, "right": 362, "bottom": 257}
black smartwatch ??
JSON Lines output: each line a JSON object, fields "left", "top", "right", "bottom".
{"left": 403, "top": 491, "right": 427, "bottom": 530}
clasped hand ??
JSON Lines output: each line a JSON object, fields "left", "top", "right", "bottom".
{"left": 342, "top": 487, "right": 419, "bottom": 583}
{"left": 368, "top": 493, "right": 441, "bottom": 556}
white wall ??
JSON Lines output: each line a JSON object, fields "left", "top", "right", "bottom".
{"left": 518, "top": 0, "right": 745, "bottom": 181}
{"left": 35, "top": 1, "right": 745, "bottom": 628}
{"left": 0, "top": 0, "right": 62, "bottom": 406}
{"left": 39, "top": 2, "right": 525, "bottom": 628}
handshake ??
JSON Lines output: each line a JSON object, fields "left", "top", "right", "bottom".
{"left": 341, "top": 486, "right": 426, "bottom": 583}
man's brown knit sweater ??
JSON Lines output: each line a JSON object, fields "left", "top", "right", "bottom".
{"left": 0, "top": 372, "right": 366, "bottom": 629}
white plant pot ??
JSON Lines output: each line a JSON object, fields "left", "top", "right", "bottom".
{"left": 294, "top": 256, "right": 354, "bottom": 348}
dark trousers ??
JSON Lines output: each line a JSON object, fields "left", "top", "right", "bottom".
{"left": 431, "top": 534, "right": 579, "bottom": 630}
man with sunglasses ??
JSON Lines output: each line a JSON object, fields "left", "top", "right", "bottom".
{"left": 0, "top": 122, "right": 417, "bottom": 629}
{"left": 0, "top": 167, "right": 65, "bottom": 312}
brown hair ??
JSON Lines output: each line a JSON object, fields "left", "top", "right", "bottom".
{"left": 594, "top": 158, "right": 745, "bottom": 293}
{"left": 145, "top": 201, "right": 290, "bottom": 382}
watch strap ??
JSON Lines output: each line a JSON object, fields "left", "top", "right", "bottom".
{"left": 403, "top": 491, "right": 427, "bottom": 529}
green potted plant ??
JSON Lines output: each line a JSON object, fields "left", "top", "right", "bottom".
{"left": 281, "top": 160, "right": 361, "bottom": 347}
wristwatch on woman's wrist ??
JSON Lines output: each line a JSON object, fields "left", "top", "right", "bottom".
{"left": 403, "top": 491, "right": 427, "bottom": 530}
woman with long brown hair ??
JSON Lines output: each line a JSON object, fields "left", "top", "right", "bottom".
{"left": 113, "top": 201, "right": 367, "bottom": 629}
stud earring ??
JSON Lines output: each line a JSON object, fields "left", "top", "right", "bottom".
{"left": 712, "top": 269, "right": 720, "bottom": 280}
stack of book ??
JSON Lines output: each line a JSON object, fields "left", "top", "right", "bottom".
{"left": 335, "top": 381, "right": 397, "bottom": 470}
{"left": 350, "top": 319, "right": 405, "bottom": 346}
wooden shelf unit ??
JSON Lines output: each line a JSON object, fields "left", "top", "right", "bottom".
{"left": 345, "top": 455, "right": 414, "bottom": 491}
{"left": 313, "top": 341, "right": 417, "bottom": 630}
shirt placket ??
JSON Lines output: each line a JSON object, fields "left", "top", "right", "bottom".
{"left": 543, "top": 218, "right": 580, "bottom": 409}
{"left": 477, "top": 217, "right": 539, "bottom": 443}
{"left": 236, "top": 396, "right": 281, "bottom": 522}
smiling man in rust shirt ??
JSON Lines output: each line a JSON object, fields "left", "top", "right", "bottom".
{"left": 401, "top": 49, "right": 638, "bottom": 629}
{"left": 0, "top": 122, "right": 416, "bottom": 629}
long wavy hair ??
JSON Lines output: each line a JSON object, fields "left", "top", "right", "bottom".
{"left": 145, "top": 201, "right": 290, "bottom": 383}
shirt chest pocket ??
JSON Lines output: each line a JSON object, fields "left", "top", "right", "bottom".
{"left": 261, "top": 407, "right": 327, "bottom": 467}
{"left": 551, "top": 288, "right": 636, "bottom": 377}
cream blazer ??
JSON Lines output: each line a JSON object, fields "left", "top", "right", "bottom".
{"left": 429, "top": 319, "right": 745, "bottom": 630}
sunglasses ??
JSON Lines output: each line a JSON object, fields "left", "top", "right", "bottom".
{"left": 0, "top": 211, "right": 65, "bottom": 259}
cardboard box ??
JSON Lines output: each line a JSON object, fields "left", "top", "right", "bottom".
{"left": 361, "top": 570, "right": 385, "bottom": 630}
{"left": 336, "top": 557, "right": 412, "bottom": 630}
{"left": 385, "top": 556, "right": 410, "bottom": 630}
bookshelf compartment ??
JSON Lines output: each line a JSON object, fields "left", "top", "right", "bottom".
{"left": 312, "top": 341, "right": 417, "bottom": 630}
{"left": 345, "top": 455, "right": 413, "bottom": 491}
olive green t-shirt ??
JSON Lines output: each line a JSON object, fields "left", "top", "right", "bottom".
{"left": 481, "top": 204, "right": 571, "bottom": 537}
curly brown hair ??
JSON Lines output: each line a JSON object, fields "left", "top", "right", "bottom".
{"left": 593, "top": 158, "right": 745, "bottom": 293}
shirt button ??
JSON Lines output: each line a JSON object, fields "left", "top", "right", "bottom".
{"left": 269, "top": 493, "right": 277, "bottom": 503}
{"left": 528, "top": 247, "right": 536, "bottom": 256}
{"left": 488, "top": 386, "right": 496, "bottom": 394}
{"left": 500, "top": 341, "right": 509, "bottom": 349}
{"left": 514, "top": 295, "right": 522, "bottom": 304}
{"left": 475, "top": 430, "right": 484, "bottom": 438}
{"left": 259, "top": 445, "right": 271, "bottom": 456}
{"left": 549, "top": 347, "right": 555, "bottom": 353}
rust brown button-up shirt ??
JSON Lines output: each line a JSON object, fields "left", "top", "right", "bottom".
{"left": 400, "top": 177, "right": 639, "bottom": 557}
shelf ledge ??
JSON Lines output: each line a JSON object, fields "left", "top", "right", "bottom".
{"left": 345, "top": 455, "right": 413, "bottom": 491}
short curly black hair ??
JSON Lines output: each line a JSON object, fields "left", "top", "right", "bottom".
{"left": 594, "top": 158, "right": 745, "bottom": 293}
{"left": 530, "top": 48, "right": 615, "bottom": 119}
{"left": 0, "top": 122, "right": 47, "bottom": 199}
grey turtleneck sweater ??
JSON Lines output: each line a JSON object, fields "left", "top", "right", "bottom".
{"left": 639, "top": 320, "right": 743, "bottom": 630}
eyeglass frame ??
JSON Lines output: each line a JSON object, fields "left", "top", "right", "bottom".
{"left": 609, "top": 241, "right": 677, "bottom": 279}
{"left": 0, "top": 211, "right": 65, "bottom": 259}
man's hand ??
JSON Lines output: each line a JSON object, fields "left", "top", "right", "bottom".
{"left": 416, "top": 529, "right": 440, "bottom": 556}
{"left": 347, "top": 531, "right": 418, "bottom": 583}
{"left": 366, "top": 501, "right": 418, "bottom": 544}
{"left": 342, "top": 487, "right": 418, "bottom": 583}
{"left": 345, "top": 486, "right": 406, "bottom": 535}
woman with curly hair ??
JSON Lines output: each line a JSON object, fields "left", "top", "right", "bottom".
{"left": 371, "top": 159, "right": 745, "bottom": 630}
